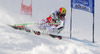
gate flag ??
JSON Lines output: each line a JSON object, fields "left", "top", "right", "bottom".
{"left": 21, "top": 0, "right": 32, "bottom": 16}
{"left": 70, "top": 0, "right": 95, "bottom": 43}
{"left": 71, "top": 0, "right": 94, "bottom": 13}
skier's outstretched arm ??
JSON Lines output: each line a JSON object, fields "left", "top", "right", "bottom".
{"left": 57, "top": 19, "right": 65, "bottom": 30}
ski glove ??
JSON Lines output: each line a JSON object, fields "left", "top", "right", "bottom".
{"left": 57, "top": 26, "right": 64, "bottom": 34}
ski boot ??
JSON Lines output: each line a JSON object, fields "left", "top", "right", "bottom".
{"left": 16, "top": 26, "right": 24, "bottom": 30}
{"left": 33, "top": 31, "right": 41, "bottom": 35}
{"left": 57, "top": 36, "right": 62, "bottom": 40}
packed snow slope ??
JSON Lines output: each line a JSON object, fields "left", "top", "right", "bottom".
{"left": 0, "top": 23, "right": 100, "bottom": 54}
{"left": 0, "top": 7, "right": 100, "bottom": 54}
{"left": 0, "top": 0, "right": 100, "bottom": 54}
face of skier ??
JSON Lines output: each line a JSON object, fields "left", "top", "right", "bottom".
{"left": 57, "top": 12, "right": 66, "bottom": 20}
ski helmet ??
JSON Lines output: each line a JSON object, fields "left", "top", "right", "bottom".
{"left": 57, "top": 7, "right": 66, "bottom": 18}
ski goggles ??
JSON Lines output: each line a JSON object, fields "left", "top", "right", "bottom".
{"left": 57, "top": 12, "right": 66, "bottom": 17}
{"left": 59, "top": 14, "right": 65, "bottom": 17}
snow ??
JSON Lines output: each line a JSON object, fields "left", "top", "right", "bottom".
{"left": 0, "top": 0, "right": 100, "bottom": 54}
{"left": 0, "top": 23, "right": 100, "bottom": 54}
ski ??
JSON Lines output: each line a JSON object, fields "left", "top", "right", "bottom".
{"left": 8, "top": 24, "right": 62, "bottom": 40}
{"left": 8, "top": 25, "right": 31, "bottom": 32}
{"left": 49, "top": 34, "right": 62, "bottom": 40}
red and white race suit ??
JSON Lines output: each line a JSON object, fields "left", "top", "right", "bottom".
{"left": 38, "top": 10, "right": 66, "bottom": 34}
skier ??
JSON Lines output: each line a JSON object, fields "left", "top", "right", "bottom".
{"left": 9, "top": 7, "right": 66, "bottom": 39}
{"left": 34, "top": 7, "right": 66, "bottom": 36}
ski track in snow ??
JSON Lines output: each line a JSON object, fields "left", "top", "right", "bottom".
{"left": 0, "top": 23, "right": 100, "bottom": 54}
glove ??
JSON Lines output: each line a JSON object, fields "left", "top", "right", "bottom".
{"left": 58, "top": 26, "right": 63, "bottom": 30}
{"left": 57, "top": 26, "right": 64, "bottom": 34}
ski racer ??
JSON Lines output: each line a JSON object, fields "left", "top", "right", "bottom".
{"left": 9, "top": 7, "right": 66, "bottom": 39}
{"left": 34, "top": 7, "right": 66, "bottom": 35}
